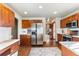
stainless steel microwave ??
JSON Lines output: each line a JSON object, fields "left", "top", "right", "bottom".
{"left": 71, "top": 20, "right": 78, "bottom": 28}
{"left": 66, "top": 20, "right": 78, "bottom": 28}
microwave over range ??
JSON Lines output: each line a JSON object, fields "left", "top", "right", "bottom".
{"left": 66, "top": 20, "right": 78, "bottom": 28}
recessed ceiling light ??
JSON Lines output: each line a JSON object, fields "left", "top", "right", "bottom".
{"left": 38, "top": 5, "right": 43, "bottom": 9}
{"left": 53, "top": 11, "right": 58, "bottom": 14}
{"left": 24, "top": 11, "right": 28, "bottom": 15}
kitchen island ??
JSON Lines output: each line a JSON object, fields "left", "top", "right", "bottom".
{"left": 59, "top": 41, "right": 79, "bottom": 56}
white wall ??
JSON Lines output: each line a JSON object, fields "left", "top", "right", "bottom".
{"left": 54, "top": 18, "right": 62, "bottom": 41}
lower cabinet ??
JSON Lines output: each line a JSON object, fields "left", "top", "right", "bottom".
{"left": 58, "top": 43, "right": 61, "bottom": 50}
{"left": 10, "top": 42, "right": 19, "bottom": 55}
{"left": 0, "top": 41, "right": 19, "bottom": 56}
{"left": 20, "top": 35, "right": 31, "bottom": 47}
{"left": 72, "top": 37, "right": 79, "bottom": 41}
{"left": 60, "top": 44, "right": 77, "bottom": 56}
{"left": 0, "top": 47, "right": 11, "bottom": 56}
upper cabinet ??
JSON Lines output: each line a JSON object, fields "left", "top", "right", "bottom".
{"left": 22, "top": 20, "right": 32, "bottom": 28}
{"left": 0, "top": 4, "right": 15, "bottom": 27}
{"left": 22, "top": 20, "right": 42, "bottom": 28}
{"left": 60, "top": 13, "right": 79, "bottom": 28}
{"left": 60, "top": 19, "right": 67, "bottom": 28}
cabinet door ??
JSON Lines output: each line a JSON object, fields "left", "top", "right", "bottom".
{"left": 72, "top": 37, "right": 79, "bottom": 41}
{"left": 11, "top": 42, "right": 19, "bottom": 55}
{"left": 8, "top": 10, "right": 15, "bottom": 27}
{"left": 75, "top": 14, "right": 79, "bottom": 27}
{"left": 71, "top": 15, "right": 75, "bottom": 21}
{"left": 22, "top": 20, "right": 31, "bottom": 28}
{"left": 57, "top": 34, "right": 63, "bottom": 41}
{"left": 61, "top": 45, "right": 77, "bottom": 56}
{"left": 0, "top": 4, "right": 2, "bottom": 26}
{"left": 60, "top": 20, "right": 65, "bottom": 28}
{"left": 61, "top": 19, "right": 67, "bottom": 28}
{"left": 0, "top": 4, "right": 15, "bottom": 27}
{"left": 1, "top": 6, "right": 9, "bottom": 27}
{"left": 20, "top": 35, "right": 31, "bottom": 46}
{"left": 68, "top": 17, "right": 72, "bottom": 22}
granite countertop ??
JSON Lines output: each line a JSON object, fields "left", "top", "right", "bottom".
{"left": 0, "top": 39, "right": 19, "bottom": 51}
{"left": 59, "top": 41, "right": 79, "bottom": 55}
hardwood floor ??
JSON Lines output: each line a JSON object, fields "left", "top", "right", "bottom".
{"left": 18, "top": 39, "right": 56, "bottom": 56}
{"left": 18, "top": 46, "right": 31, "bottom": 56}
{"left": 32, "top": 40, "right": 55, "bottom": 47}
{"left": 43, "top": 40, "right": 55, "bottom": 47}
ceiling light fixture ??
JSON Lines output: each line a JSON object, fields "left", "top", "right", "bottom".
{"left": 24, "top": 11, "right": 28, "bottom": 15}
{"left": 39, "top": 5, "right": 43, "bottom": 9}
{"left": 53, "top": 11, "right": 58, "bottom": 14}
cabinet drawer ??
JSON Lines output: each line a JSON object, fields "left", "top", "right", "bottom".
{"left": 72, "top": 37, "right": 79, "bottom": 41}
{"left": 10, "top": 42, "right": 19, "bottom": 55}
{"left": 0, "top": 47, "right": 11, "bottom": 56}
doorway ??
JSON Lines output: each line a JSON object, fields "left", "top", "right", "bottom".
{"left": 11, "top": 18, "right": 18, "bottom": 39}
{"left": 48, "top": 21, "right": 56, "bottom": 46}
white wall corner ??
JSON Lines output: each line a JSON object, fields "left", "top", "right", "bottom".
{"left": 55, "top": 17, "right": 62, "bottom": 41}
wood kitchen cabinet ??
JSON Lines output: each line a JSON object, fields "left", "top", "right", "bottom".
{"left": 0, "top": 47, "right": 11, "bottom": 56}
{"left": 57, "top": 34, "right": 63, "bottom": 49}
{"left": 60, "top": 13, "right": 79, "bottom": 28}
{"left": 0, "top": 4, "right": 15, "bottom": 27}
{"left": 0, "top": 41, "right": 19, "bottom": 56}
{"left": 60, "top": 18, "right": 68, "bottom": 28}
{"left": 8, "top": 9, "right": 15, "bottom": 27}
{"left": 60, "top": 19, "right": 65, "bottom": 28}
{"left": 10, "top": 41, "right": 19, "bottom": 55}
{"left": 57, "top": 34, "right": 63, "bottom": 41}
{"left": 60, "top": 44, "right": 77, "bottom": 56}
{"left": 22, "top": 20, "right": 31, "bottom": 28}
{"left": 32, "top": 20, "right": 42, "bottom": 23}
{"left": 72, "top": 37, "right": 79, "bottom": 41}
{"left": 20, "top": 35, "right": 31, "bottom": 47}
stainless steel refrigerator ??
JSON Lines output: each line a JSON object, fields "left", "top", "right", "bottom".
{"left": 31, "top": 23, "right": 43, "bottom": 45}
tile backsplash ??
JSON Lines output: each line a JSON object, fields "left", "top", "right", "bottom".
{"left": 0, "top": 27, "right": 11, "bottom": 43}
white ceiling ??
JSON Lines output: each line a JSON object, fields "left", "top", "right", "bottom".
{"left": 6, "top": 3, "right": 79, "bottom": 18}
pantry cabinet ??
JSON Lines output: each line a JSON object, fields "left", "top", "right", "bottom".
{"left": 0, "top": 4, "right": 15, "bottom": 27}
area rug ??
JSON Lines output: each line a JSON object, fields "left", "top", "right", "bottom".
{"left": 29, "top": 47, "right": 61, "bottom": 56}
